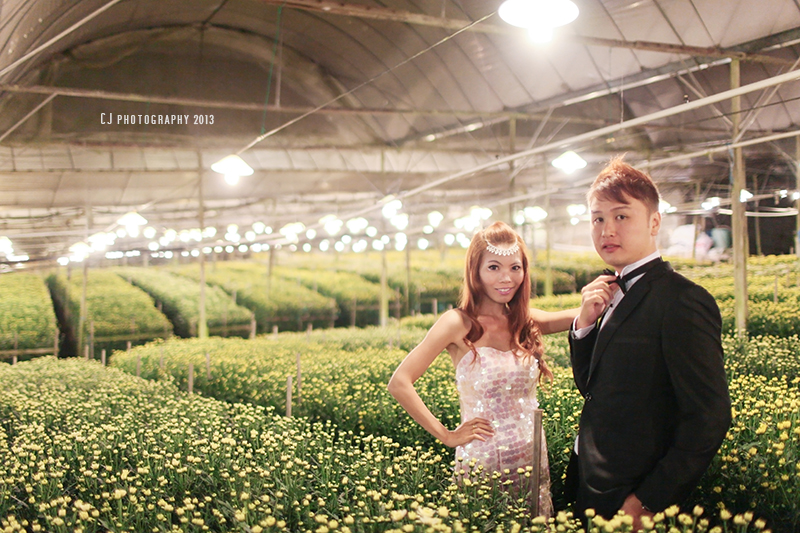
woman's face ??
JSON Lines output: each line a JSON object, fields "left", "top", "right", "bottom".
{"left": 477, "top": 246, "right": 524, "bottom": 305}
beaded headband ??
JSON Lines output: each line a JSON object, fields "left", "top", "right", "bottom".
{"left": 484, "top": 237, "right": 520, "bottom": 256}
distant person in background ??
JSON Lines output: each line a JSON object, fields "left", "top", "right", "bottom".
{"left": 567, "top": 157, "right": 731, "bottom": 528}
{"left": 388, "top": 221, "right": 579, "bottom": 517}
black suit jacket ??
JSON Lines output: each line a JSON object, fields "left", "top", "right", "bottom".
{"left": 569, "top": 260, "right": 731, "bottom": 517}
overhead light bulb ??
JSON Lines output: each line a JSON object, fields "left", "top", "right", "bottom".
{"left": 427, "top": 211, "right": 444, "bottom": 227}
{"left": 499, "top": 0, "right": 579, "bottom": 30}
{"left": 211, "top": 154, "right": 254, "bottom": 182}
{"left": 117, "top": 211, "right": 147, "bottom": 227}
{"left": 528, "top": 25, "right": 553, "bottom": 44}
{"left": 552, "top": 151, "right": 587, "bottom": 174}
{"left": 566, "top": 204, "right": 587, "bottom": 217}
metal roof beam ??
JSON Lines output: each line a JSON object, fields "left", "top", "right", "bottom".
{"left": 261, "top": 0, "right": 794, "bottom": 66}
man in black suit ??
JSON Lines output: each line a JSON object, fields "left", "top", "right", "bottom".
{"left": 568, "top": 158, "right": 731, "bottom": 529}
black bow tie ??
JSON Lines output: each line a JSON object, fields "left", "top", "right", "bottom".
{"left": 603, "top": 258, "right": 663, "bottom": 294}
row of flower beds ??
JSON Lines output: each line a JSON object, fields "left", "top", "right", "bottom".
{"left": 167, "top": 262, "right": 338, "bottom": 332}
{"left": 272, "top": 266, "right": 392, "bottom": 328}
{"left": 46, "top": 270, "right": 172, "bottom": 354}
{"left": 0, "top": 273, "right": 58, "bottom": 355}
{"left": 115, "top": 267, "right": 254, "bottom": 338}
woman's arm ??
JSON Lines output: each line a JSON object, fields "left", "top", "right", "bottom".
{"left": 529, "top": 307, "right": 581, "bottom": 334}
{"left": 387, "top": 309, "right": 494, "bottom": 448}
{"left": 532, "top": 274, "right": 619, "bottom": 334}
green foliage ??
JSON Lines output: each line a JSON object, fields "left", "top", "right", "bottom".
{"left": 272, "top": 266, "right": 393, "bottom": 327}
{"left": 46, "top": 270, "right": 172, "bottom": 353}
{"left": 115, "top": 267, "right": 253, "bottom": 338}
{"left": 168, "top": 262, "right": 337, "bottom": 332}
{"left": 0, "top": 273, "right": 58, "bottom": 352}
{"left": 115, "top": 327, "right": 798, "bottom": 531}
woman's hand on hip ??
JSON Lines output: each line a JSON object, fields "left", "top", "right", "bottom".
{"left": 444, "top": 417, "right": 495, "bottom": 448}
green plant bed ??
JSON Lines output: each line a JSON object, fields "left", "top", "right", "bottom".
{"left": 111, "top": 336, "right": 459, "bottom": 450}
{"left": 723, "top": 334, "right": 800, "bottom": 381}
{"left": 272, "top": 266, "right": 394, "bottom": 327}
{"left": 0, "top": 273, "right": 58, "bottom": 355}
{"left": 46, "top": 270, "right": 172, "bottom": 355}
{"left": 3, "top": 357, "right": 767, "bottom": 533}
{"left": 359, "top": 267, "right": 463, "bottom": 315}
{"left": 168, "top": 262, "right": 337, "bottom": 332}
{"left": 111, "top": 327, "right": 798, "bottom": 531}
{"left": 115, "top": 267, "right": 254, "bottom": 338}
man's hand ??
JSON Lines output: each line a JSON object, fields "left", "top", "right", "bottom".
{"left": 576, "top": 274, "right": 619, "bottom": 329}
{"left": 620, "top": 493, "right": 654, "bottom": 532}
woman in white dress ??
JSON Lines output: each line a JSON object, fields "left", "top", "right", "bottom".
{"left": 388, "top": 221, "right": 579, "bottom": 516}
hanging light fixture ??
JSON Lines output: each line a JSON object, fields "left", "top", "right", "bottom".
{"left": 498, "top": 0, "right": 579, "bottom": 42}
{"left": 211, "top": 155, "right": 254, "bottom": 186}
{"left": 552, "top": 150, "right": 587, "bottom": 174}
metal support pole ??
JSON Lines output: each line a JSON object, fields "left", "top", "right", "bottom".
{"left": 380, "top": 246, "right": 389, "bottom": 327}
{"left": 197, "top": 166, "right": 208, "bottom": 339}
{"left": 730, "top": 59, "right": 749, "bottom": 336}
{"left": 267, "top": 246, "right": 276, "bottom": 299}
{"left": 753, "top": 173, "right": 762, "bottom": 256}
{"left": 509, "top": 117, "right": 517, "bottom": 226}
{"left": 796, "top": 136, "right": 800, "bottom": 257}
{"left": 530, "top": 408, "right": 543, "bottom": 517}
{"left": 543, "top": 161, "right": 553, "bottom": 297}
{"left": 404, "top": 243, "right": 411, "bottom": 316}
{"left": 693, "top": 181, "right": 701, "bottom": 260}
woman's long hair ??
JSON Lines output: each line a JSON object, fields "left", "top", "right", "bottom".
{"left": 458, "top": 221, "right": 551, "bottom": 381}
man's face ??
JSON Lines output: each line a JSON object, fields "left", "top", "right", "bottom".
{"left": 589, "top": 192, "right": 661, "bottom": 271}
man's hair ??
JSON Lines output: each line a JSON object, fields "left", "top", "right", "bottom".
{"left": 587, "top": 156, "right": 660, "bottom": 213}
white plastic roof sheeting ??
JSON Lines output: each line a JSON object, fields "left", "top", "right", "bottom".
{"left": 1, "top": 0, "right": 800, "bottom": 261}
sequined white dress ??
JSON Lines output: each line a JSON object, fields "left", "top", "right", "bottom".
{"left": 454, "top": 346, "right": 552, "bottom": 517}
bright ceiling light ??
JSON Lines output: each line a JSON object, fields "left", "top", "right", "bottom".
{"left": 528, "top": 25, "right": 553, "bottom": 43}
{"left": 346, "top": 217, "right": 369, "bottom": 234}
{"left": 552, "top": 150, "right": 587, "bottom": 174}
{"left": 117, "top": 211, "right": 147, "bottom": 227}
{"left": 499, "top": 0, "right": 579, "bottom": 30}
{"left": 427, "top": 211, "right": 444, "bottom": 227}
{"left": 390, "top": 214, "right": 409, "bottom": 231}
{"left": 320, "top": 215, "right": 343, "bottom": 236}
{"left": 740, "top": 189, "right": 753, "bottom": 202}
{"left": 0, "top": 236, "right": 12, "bottom": 254}
{"left": 211, "top": 155, "right": 254, "bottom": 185}
{"left": 701, "top": 197, "right": 721, "bottom": 210}
{"left": 524, "top": 206, "right": 548, "bottom": 222}
{"left": 659, "top": 200, "right": 677, "bottom": 213}
{"left": 382, "top": 199, "right": 403, "bottom": 219}
{"left": 566, "top": 204, "right": 586, "bottom": 217}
